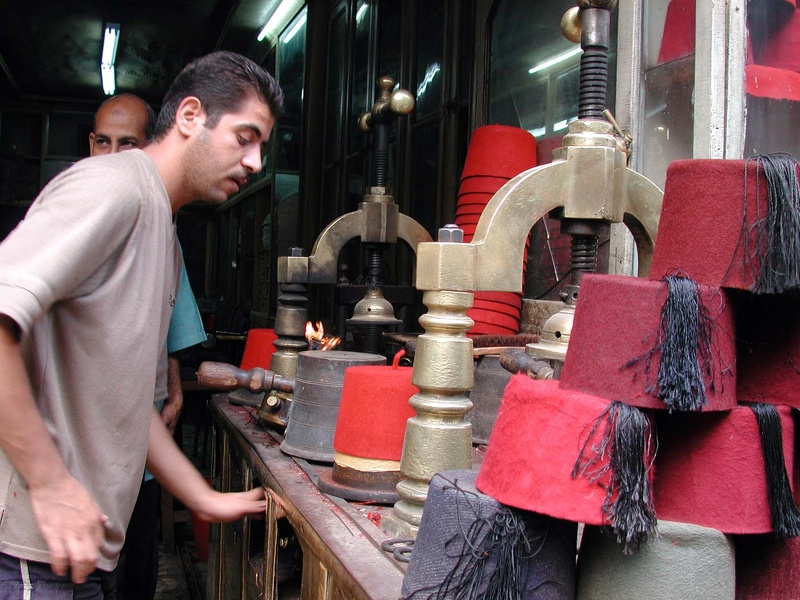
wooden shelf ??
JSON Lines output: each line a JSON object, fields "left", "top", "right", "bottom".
{"left": 208, "top": 395, "right": 406, "bottom": 600}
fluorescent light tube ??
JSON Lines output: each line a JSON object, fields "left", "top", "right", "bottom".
{"left": 528, "top": 46, "right": 582, "bottom": 75}
{"left": 102, "top": 24, "right": 120, "bottom": 66}
{"left": 101, "top": 23, "right": 120, "bottom": 96}
{"left": 257, "top": 0, "right": 304, "bottom": 42}
{"left": 282, "top": 9, "right": 307, "bottom": 44}
{"left": 101, "top": 64, "right": 116, "bottom": 95}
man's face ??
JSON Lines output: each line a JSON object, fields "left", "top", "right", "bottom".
{"left": 182, "top": 95, "right": 275, "bottom": 205}
{"left": 89, "top": 99, "right": 149, "bottom": 156}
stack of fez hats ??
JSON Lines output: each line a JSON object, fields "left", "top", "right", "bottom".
{"left": 403, "top": 154, "right": 800, "bottom": 597}
{"left": 455, "top": 125, "right": 537, "bottom": 336}
{"left": 659, "top": 0, "right": 800, "bottom": 101}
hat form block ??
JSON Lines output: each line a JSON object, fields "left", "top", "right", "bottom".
{"left": 401, "top": 470, "right": 577, "bottom": 600}
{"left": 576, "top": 521, "right": 735, "bottom": 600}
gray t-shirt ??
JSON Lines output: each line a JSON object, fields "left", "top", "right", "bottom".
{"left": 0, "top": 149, "right": 179, "bottom": 571}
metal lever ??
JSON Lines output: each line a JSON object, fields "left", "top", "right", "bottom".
{"left": 358, "top": 75, "right": 415, "bottom": 132}
{"left": 196, "top": 362, "right": 295, "bottom": 393}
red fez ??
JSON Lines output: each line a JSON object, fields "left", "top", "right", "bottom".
{"left": 239, "top": 328, "right": 278, "bottom": 370}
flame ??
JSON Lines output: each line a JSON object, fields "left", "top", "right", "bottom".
{"left": 305, "top": 321, "right": 341, "bottom": 351}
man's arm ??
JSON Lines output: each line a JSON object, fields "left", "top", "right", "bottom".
{"left": 162, "top": 354, "right": 183, "bottom": 433}
{"left": 146, "top": 408, "right": 266, "bottom": 521}
{"left": 0, "top": 316, "right": 106, "bottom": 584}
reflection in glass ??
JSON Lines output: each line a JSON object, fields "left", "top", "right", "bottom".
{"left": 489, "top": 0, "right": 615, "bottom": 138}
{"left": 415, "top": 5, "right": 444, "bottom": 119}
{"left": 411, "top": 124, "right": 440, "bottom": 234}
{"left": 350, "top": 1, "right": 371, "bottom": 153}
{"left": 276, "top": 6, "right": 307, "bottom": 175}
{"left": 325, "top": 7, "right": 347, "bottom": 168}
{"left": 641, "top": 0, "right": 694, "bottom": 190}
{"left": 744, "top": 0, "right": 800, "bottom": 157}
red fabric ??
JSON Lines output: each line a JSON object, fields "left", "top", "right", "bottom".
{"left": 653, "top": 404, "right": 795, "bottom": 534}
{"left": 746, "top": 64, "right": 800, "bottom": 101}
{"left": 559, "top": 274, "right": 738, "bottom": 411}
{"left": 460, "top": 125, "right": 537, "bottom": 180}
{"left": 536, "top": 136, "right": 564, "bottom": 166}
{"left": 735, "top": 535, "right": 800, "bottom": 599}
{"left": 459, "top": 176, "right": 513, "bottom": 195}
{"left": 736, "top": 293, "right": 800, "bottom": 408}
{"left": 657, "top": 0, "right": 696, "bottom": 64}
{"left": 455, "top": 191, "right": 494, "bottom": 206}
{"left": 455, "top": 126, "right": 536, "bottom": 334}
{"left": 476, "top": 376, "right": 615, "bottom": 526}
{"left": 239, "top": 328, "right": 278, "bottom": 370}
{"left": 472, "top": 298, "right": 523, "bottom": 318}
{"left": 466, "top": 307, "right": 519, "bottom": 331}
{"left": 467, "top": 322, "right": 518, "bottom": 337}
{"left": 649, "top": 159, "right": 800, "bottom": 290}
{"left": 332, "top": 365, "right": 418, "bottom": 460}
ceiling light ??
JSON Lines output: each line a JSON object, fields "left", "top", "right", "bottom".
{"left": 100, "top": 22, "right": 120, "bottom": 95}
{"left": 281, "top": 7, "right": 307, "bottom": 44}
{"left": 528, "top": 46, "right": 582, "bottom": 75}
{"left": 257, "top": 0, "right": 305, "bottom": 43}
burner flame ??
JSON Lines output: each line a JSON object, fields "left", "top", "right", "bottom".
{"left": 305, "top": 321, "right": 341, "bottom": 351}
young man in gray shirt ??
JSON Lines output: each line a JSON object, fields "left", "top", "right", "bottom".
{"left": 0, "top": 51, "right": 283, "bottom": 597}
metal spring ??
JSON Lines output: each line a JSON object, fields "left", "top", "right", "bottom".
{"left": 578, "top": 47, "right": 608, "bottom": 120}
{"left": 571, "top": 234, "right": 598, "bottom": 273}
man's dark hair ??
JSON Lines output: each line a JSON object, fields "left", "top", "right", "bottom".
{"left": 151, "top": 51, "right": 284, "bottom": 139}
{"left": 94, "top": 93, "right": 157, "bottom": 139}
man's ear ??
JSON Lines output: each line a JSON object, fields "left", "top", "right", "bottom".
{"left": 174, "top": 97, "right": 206, "bottom": 137}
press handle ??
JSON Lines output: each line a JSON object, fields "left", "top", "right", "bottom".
{"left": 196, "top": 362, "right": 295, "bottom": 393}
{"left": 499, "top": 349, "right": 554, "bottom": 380}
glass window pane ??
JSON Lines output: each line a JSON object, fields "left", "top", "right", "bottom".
{"left": 325, "top": 6, "right": 347, "bottom": 165}
{"left": 489, "top": 0, "right": 615, "bottom": 139}
{"left": 350, "top": 1, "right": 372, "bottom": 153}
{"left": 276, "top": 6, "right": 307, "bottom": 173}
{"left": 378, "top": 1, "right": 401, "bottom": 80}
{"left": 415, "top": 4, "right": 444, "bottom": 119}
{"left": 744, "top": 0, "right": 800, "bottom": 157}
{"left": 641, "top": 0, "right": 695, "bottom": 190}
{"left": 645, "top": 0, "right": 695, "bottom": 69}
{"left": 410, "top": 124, "right": 440, "bottom": 234}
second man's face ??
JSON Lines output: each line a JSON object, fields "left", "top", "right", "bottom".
{"left": 89, "top": 104, "right": 149, "bottom": 156}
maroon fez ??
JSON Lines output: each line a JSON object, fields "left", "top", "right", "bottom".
{"left": 735, "top": 293, "right": 800, "bottom": 409}
{"left": 559, "top": 273, "right": 737, "bottom": 412}
{"left": 650, "top": 157, "right": 800, "bottom": 292}
{"left": 653, "top": 403, "right": 797, "bottom": 535}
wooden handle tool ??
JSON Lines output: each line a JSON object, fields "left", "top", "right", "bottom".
{"left": 196, "top": 362, "right": 295, "bottom": 393}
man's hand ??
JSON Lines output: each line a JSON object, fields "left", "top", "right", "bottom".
{"left": 191, "top": 486, "right": 267, "bottom": 523}
{"left": 27, "top": 473, "right": 107, "bottom": 583}
{"left": 164, "top": 354, "right": 184, "bottom": 434}
{"left": 0, "top": 316, "right": 105, "bottom": 583}
{"left": 161, "top": 398, "right": 182, "bottom": 433}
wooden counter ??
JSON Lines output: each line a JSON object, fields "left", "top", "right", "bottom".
{"left": 207, "top": 394, "right": 407, "bottom": 600}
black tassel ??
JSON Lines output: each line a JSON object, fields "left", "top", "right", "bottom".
{"left": 572, "top": 401, "right": 657, "bottom": 554}
{"left": 744, "top": 402, "right": 800, "bottom": 538}
{"left": 744, "top": 153, "right": 800, "bottom": 294}
{"left": 625, "top": 275, "right": 716, "bottom": 412}
{"left": 405, "top": 477, "right": 543, "bottom": 600}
